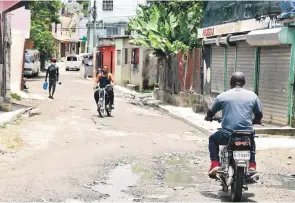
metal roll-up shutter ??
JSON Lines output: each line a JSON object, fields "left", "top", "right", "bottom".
{"left": 211, "top": 45, "right": 224, "bottom": 93}
{"left": 259, "top": 46, "right": 290, "bottom": 125}
{"left": 227, "top": 46, "right": 235, "bottom": 90}
{"left": 236, "top": 42, "right": 256, "bottom": 92}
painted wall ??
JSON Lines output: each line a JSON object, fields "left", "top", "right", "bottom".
{"left": 114, "top": 39, "right": 123, "bottom": 85}
{"left": 99, "top": 46, "right": 116, "bottom": 74}
{"left": 78, "top": 17, "right": 88, "bottom": 39}
{"left": 10, "top": 6, "right": 31, "bottom": 93}
{"left": 120, "top": 38, "right": 144, "bottom": 89}
{"left": 91, "top": 0, "right": 146, "bottom": 23}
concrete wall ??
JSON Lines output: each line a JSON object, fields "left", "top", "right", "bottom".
{"left": 10, "top": 31, "right": 25, "bottom": 92}
{"left": 10, "top": 6, "right": 30, "bottom": 93}
{"left": 115, "top": 39, "right": 123, "bottom": 85}
{"left": 142, "top": 49, "right": 158, "bottom": 88}
{"left": 130, "top": 48, "right": 143, "bottom": 89}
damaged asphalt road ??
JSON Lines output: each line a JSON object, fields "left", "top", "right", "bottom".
{"left": 0, "top": 69, "right": 294, "bottom": 202}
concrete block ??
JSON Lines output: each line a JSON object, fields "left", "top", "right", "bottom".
{"left": 180, "top": 97, "right": 190, "bottom": 107}
{"left": 0, "top": 103, "right": 12, "bottom": 112}
{"left": 192, "top": 104, "right": 204, "bottom": 113}
{"left": 126, "top": 84, "right": 139, "bottom": 91}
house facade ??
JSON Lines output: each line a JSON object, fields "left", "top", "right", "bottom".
{"left": 52, "top": 2, "right": 87, "bottom": 60}
{"left": 198, "top": 1, "right": 295, "bottom": 126}
{"left": 86, "top": 0, "right": 146, "bottom": 82}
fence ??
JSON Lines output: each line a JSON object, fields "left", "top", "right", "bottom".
{"left": 158, "top": 48, "right": 202, "bottom": 95}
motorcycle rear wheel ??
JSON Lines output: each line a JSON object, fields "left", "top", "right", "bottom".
{"left": 231, "top": 167, "right": 244, "bottom": 202}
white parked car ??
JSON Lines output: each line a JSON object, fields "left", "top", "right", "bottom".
{"left": 65, "top": 54, "right": 82, "bottom": 71}
{"left": 24, "top": 49, "right": 40, "bottom": 77}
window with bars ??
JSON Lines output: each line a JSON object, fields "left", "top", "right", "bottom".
{"left": 102, "top": 0, "right": 113, "bottom": 11}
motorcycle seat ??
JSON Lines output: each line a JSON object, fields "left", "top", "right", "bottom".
{"left": 232, "top": 130, "right": 254, "bottom": 135}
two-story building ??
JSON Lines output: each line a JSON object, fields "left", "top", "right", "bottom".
{"left": 87, "top": 0, "right": 146, "bottom": 76}
{"left": 198, "top": 1, "right": 295, "bottom": 126}
{"left": 52, "top": 1, "right": 87, "bottom": 60}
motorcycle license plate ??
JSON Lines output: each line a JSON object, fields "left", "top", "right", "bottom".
{"left": 233, "top": 151, "right": 250, "bottom": 161}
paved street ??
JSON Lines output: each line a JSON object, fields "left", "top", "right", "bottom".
{"left": 0, "top": 67, "right": 294, "bottom": 202}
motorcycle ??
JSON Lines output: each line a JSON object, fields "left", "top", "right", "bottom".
{"left": 206, "top": 117, "right": 260, "bottom": 202}
{"left": 94, "top": 84, "right": 112, "bottom": 118}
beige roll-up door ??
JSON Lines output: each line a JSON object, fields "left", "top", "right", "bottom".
{"left": 227, "top": 46, "right": 235, "bottom": 90}
{"left": 258, "top": 46, "right": 291, "bottom": 125}
{"left": 236, "top": 42, "right": 256, "bottom": 92}
{"left": 211, "top": 45, "right": 224, "bottom": 93}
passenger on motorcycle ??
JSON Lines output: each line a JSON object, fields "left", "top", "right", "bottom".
{"left": 205, "top": 72, "right": 263, "bottom": 178}
{"left": 93, "top": 65, "right": 115, "bottom": 109}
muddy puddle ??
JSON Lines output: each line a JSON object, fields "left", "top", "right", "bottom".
{"left": 91, "top": 164, "right": 139, "bottom": 202}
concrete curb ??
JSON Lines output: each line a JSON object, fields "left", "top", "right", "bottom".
{"left": 115, "top": 86, "right": 212, "bottom": 135}
{"left": 0, "top": 106, "right": 33, "bottom": 127}
{"left": 145, "top": 102, "right": 212, "bottom": 136}
{"left": 115, "top": 85, "right": 295, "bottom": 136}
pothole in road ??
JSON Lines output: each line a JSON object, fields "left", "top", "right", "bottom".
{"left": 88, "top": 164, "right": 140, "bottom": 202}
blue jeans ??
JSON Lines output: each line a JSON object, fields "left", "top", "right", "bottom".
{"left": 209, "top": 130, "right": 256, "bottom": 164}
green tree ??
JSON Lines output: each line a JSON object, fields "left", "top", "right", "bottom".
{"left": 77, "top": 0, "right": 89, "bottom": 17}
{"left": 29, "top": 0, "right": 62, "bottom": 71}
{"left": 128, "top": 1, "right": 203, "bottom": 58}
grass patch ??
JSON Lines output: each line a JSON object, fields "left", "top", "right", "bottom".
{"left": 10, "top": 93, "right": 22, "bottom": 101}
{"left": 0, "top": 129, "right": 24, "bottom": 151}
{"left": 0, "top": 123, "right": 7, "bottom": 129}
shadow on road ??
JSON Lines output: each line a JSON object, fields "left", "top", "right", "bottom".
{"left": 199, "top": 190, "right": 256, "bottom": 202}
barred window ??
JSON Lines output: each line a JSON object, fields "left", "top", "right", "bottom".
{"left": 102, "top": 0, "right": 113, "bottom": 11}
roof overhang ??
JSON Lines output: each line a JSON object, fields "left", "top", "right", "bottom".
{"left": 203, "top": 27, "right": 294, "bottom": 47}
{"left": 246, "top": 27, "right": 287, "bottom": 46}
{"left": 1, "top": 1, "right": 28, "bottom": 14}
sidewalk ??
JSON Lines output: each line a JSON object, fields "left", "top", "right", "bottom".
{"left": 114, "top": 86, "right": 295, "bottom": 136}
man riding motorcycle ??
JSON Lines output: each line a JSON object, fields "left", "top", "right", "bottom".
{"left": 205, "top": 72, "right": 263, "bottom": 178}
{"left": 93, "top": 65, "right": 115, "bottom": 109}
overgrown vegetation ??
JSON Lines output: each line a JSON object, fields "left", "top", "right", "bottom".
{"left": 127, "top": 1, "right": 204, "bottom": 58}
{"left": 10, "top": 93, "right": 22, "bottom": 101}
{"left": 29, "top": 0, "right": 62, "bottom": 70}
{"left": 77, "top": 0, "right": 89, "bottom": 17}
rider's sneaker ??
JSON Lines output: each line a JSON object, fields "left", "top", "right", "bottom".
{"left": 249, "top": 163, "right": 257, "bottom": 174}
{"left": 208, "top": 160, "right": 220, "bottom": 179}
{"left": 111, "top": 104, "right": 114, "bottom": 109}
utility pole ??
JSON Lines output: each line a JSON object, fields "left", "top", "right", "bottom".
{"left": 92, "top": 0, "right": 97, "bottom": 78}
{"left": 86, "top": 0, "right": 92, "bottom": 53}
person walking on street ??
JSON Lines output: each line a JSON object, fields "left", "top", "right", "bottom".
{"left": 45, "top": 58, "right": 59, "bottom": 99}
